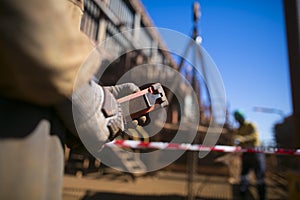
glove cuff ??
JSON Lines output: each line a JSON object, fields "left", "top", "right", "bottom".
{"left": 72, "top": 81, "right": 110, "bottom": 152}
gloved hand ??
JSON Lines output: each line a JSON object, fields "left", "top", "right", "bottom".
{"left": 233, "top": 136, "right": 244, "bottom": 146}
{"left": 72, "top": 81, "right": 132, "bottom": 142}
{"left": 55, "top": 80, "right": 125, "bottom": 154}
{"left": 56, "top": 81, "right": 150, "bottom": 154}
{"left": 104, "top": 83, "right": 149, "bottom": 127}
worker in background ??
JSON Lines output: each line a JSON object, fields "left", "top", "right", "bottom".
{"left": 233, "top": 110, "right": 266, "bottom": 200}
{"left": 0, "top": 0, "right": 145, "bottom": 199}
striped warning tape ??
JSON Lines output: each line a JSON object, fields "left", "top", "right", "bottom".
{"left": 106, "top": 140, "right": 300, "bottom": 156}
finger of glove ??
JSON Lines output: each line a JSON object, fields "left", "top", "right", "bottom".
{"left": 102, "top": 88, "right": 125, "bottom": 140}
{"left": 137, "top": 115, "right": 151, "bottom": 126}
{"left": 126, "top": 119, "right": 139, "bottom": 129}
{"left": 126, "top": 115, "right": 150, "bottom": 129}
{"left": 104, "top": 83, "right": 140, "bottom": 99}
{"left": 104, "top": 83, "right": 151, "bottom": 127}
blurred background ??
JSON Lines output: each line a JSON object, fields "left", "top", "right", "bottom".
{"left": 141, "top": 0, "right": 291, "bottom": 146}
{"left": 63, "top": 0, "right": 300, "bottom": 199}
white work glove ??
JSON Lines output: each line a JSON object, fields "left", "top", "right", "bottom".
{"left": 71, "top": 80, "right": 128, "bottom": 144}
{"left": 103, "top": 83, "right": 140, "bottom": 99}
{"left": 55, "top": 81, "right": 146, "bottom": 153}
{"left": 100, "top": 87, "right": 124, "bottom": 140}
{"left": 104, "top": 83, "right": 149, "bottom": 127}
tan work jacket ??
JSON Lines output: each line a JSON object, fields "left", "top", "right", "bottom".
{"left": 0, "top": 0, "right": 99, "bottom": 105}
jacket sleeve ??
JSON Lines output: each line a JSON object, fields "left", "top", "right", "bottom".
{"left": 234, "top": 123, "right": 259, "bottom": 146}
{"left": 244, "top": 123, "right": 258, "bottom": 142}
{"left": 0, "top": 0, "right": 100, "bottom": 105}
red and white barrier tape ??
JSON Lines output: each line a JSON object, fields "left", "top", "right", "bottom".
{"left": 106, "top": 140, "right": 300, "bottom": 156}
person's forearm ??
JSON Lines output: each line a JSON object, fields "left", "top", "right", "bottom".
{"left": 243, "top": 133, "right": 258, "bottom": 143}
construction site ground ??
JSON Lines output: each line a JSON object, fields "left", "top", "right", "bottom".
{"left": 63, "top": 163, "right": 289, "bottom": 200}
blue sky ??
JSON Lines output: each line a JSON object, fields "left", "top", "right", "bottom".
{"left": 141, "top": 0, "right": 292, "bottom": 145}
